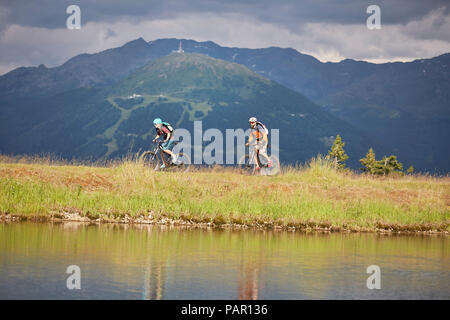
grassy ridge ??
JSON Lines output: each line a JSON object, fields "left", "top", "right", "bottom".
{"left": 0, "top": 156, "right": 449, "bottom": 233}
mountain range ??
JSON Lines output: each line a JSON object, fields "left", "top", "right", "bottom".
{"left": 0, "top": 38, "right": 448, "bottom": 172}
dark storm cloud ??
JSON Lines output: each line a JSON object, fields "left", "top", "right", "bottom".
{"left": 0, "top": 0, "right": 449, "bottom": 75}
{"left": 0, "top": 0, "right": 448, "bottom": 31}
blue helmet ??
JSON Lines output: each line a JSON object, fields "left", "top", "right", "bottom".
{"left": 153, "top": 118, "right": 162, "bottom": 125}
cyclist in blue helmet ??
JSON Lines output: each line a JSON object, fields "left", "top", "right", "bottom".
{"left": 152, "top": 118, "right": 177, "bottom": 168}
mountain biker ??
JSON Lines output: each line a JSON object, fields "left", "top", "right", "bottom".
{"left": 245, "top": 117, "right": 272, "bottom": 170}
{"left": 152, "top": 118, "right": 177, "bottom": 169}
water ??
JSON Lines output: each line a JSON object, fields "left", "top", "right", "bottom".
{"left": 0, "top": 222, "right": 448, "bottom": 299}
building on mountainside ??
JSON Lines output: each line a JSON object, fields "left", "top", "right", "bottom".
{"left": 128, "top": 93, "right": 142, "bottom": 99}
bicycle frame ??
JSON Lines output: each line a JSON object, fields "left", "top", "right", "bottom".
{"left": 138, "top": 141, "right": 166, "bottom": 167}
{"left": 240, "top": 142, "right": 280, "bottom": 176}
{"left": 247, "top": 142, "right": 268, "bottom": 168}
{"left": 139, "top": 140, "right": 190, "bottom": 172}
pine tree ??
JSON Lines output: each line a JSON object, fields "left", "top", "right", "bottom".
{"left": 380, "top": 155, "right": 403, "bottom": 175}
{"left": 360, "top": 148, "right": 378, "bottom": 174}
{"left": 328, "top": 134, "right": 349, "bottom": 169}
{"left": 360, "top": 148, "right": 404, "bottom": 175}
{"left": 407, "top": 165, "right": 414, "bottom": 174}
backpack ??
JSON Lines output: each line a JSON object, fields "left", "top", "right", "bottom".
{"left": 256, "top": 121, "right": 269, "bottom": 135}
{"left": 162, "top": 122, "right": 174, "bottom": 133}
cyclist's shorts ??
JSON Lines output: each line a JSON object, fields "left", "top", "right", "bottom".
{"left": 255, "top": 141, "right": 267, "bottom": 154}
{"left": 161, "top": 140, "right": 174, "bottom": 151}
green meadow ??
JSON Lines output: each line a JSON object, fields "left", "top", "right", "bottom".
{"left": 0, "top": 156, "right": 448, "bottom": 233}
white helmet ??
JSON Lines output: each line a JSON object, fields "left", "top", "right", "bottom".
{"left": 249, "top": 117, "right": 257, "bottom": 123}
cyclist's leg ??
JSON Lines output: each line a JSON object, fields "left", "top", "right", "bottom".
{"left": 163, "top": 149, "right": 174, "bottom": 158}
{"left": 158, "top": 148, "right": 168, "bottom": 167}
{"left": 161, "top": 140, "right": 176, "bottom": 163}
{"left": 254, "top": 147, "right": 261, "bottom": 169}
{"left": 257, "top": 142, "right": 269, "bottom": 161}
{"left": 261, "top": 152, "right": 271, "bottom": 164}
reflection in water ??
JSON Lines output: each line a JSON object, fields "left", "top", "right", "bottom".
{"left": 238, "top": 239, "right": 265, "bottom": 300}
{"left": 238, "top": 259, "right": 260, "bottom": 300}
{"left": 141, "top": 226, "right": 173, "bottom": 300}
{"left": 0, "top": 222, "right": 448, "bottom": 299}
{"left": 143, "top": 258, "right": 166, "bottom": 300}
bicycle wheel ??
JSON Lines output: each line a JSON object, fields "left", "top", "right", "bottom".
{"left": 238, "top": 154, "right": 256, "bottom": 175}
{"left": 167, "top": 152, "right": 191, "bottom": 172}
{"left": 139, "top": 151, "right": 160, "bottom": 170}
{"left": 259, "top": 155, "right": 280, "bottom": 176}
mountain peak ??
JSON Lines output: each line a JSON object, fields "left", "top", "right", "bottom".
{"left": 126, "top": 37, "right": 146, "bottom": 44}
{"left": 115, "top": 52, "right": 271, "bottom": 97}
{"left": 141, "top": 52, "right": 264, "bottom": 80}
{"left": 120, "top": 37, "right": 149, "bottom": 49}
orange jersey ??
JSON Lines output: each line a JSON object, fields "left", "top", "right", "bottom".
{"left": 250, "top": 124, "right": 267, "bottom": 140}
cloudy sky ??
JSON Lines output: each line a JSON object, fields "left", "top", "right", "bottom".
{"left": 0, "top": 0, "right": 449, "bottom": 75}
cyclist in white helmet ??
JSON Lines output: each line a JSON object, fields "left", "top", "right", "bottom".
{"left": 245, "top": 117, "right": 272, "bottom": 170}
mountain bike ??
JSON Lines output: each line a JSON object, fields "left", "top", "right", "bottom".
{"left": 138, "top": 141, "right": 191, "bottom": 172}
{"left": 238, "top": 142, "right": 280, "bottom": 175}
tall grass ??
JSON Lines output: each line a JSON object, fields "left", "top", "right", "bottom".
{"left": 0, "top": 155, "right": 449, "bottom": 232}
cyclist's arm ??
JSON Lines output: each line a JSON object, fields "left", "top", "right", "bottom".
{"left": 247, "top": 133, "right": 254, "bottom": 146}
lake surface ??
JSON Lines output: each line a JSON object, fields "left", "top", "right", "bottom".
{"left": 0, "top": 222, "right": 448, "bottom": 299}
